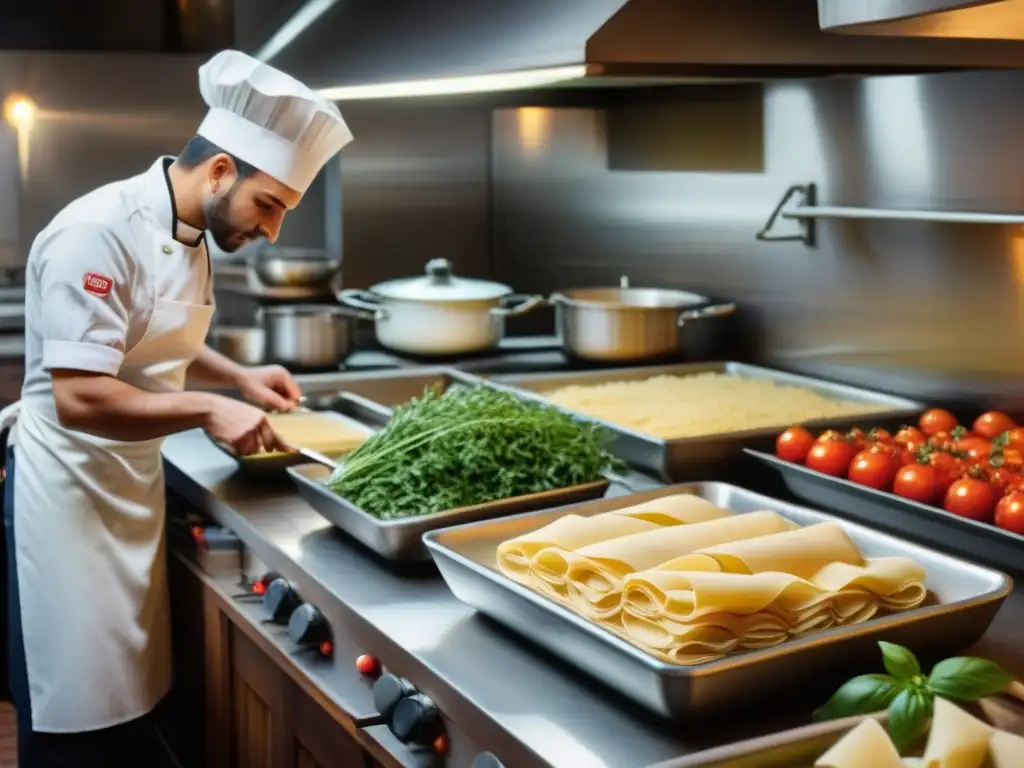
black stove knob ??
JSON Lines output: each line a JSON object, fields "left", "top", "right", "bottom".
{"left": 472, "top": 753, "right": 505, "bottom": 768}
{"left": 390, "top": 693, "right": 438, "bottom": 745}
{"left": 263, "top": 578, "right": 301, "bottom": 624}
{"left": 287, "top": 603, "right": 329, "bottom": 646}
{"left": 372, "top": 674, "right": 417, "bottom": 719}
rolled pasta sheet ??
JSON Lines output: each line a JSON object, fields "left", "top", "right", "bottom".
{"left": 811, "top": 558, "right": 928, "bottom": 611}
{"left": 555, "top": 510, "right": 793, "bottom": 619}
{"left": 620, "top": 610, "right": 789, "bottom": 651}
{"left": 496, "top": 513, "right": 657, "bottom": 585}
{"left": 528, "top": 495, "right": 734, "bottom": 594}
{"left": 663, "top": 522, "right": 864, "bottom": 578}
{"left": 814, "top": 718, "right": 903, "bottom": 768}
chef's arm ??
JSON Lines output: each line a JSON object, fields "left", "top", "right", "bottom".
{"left": 186, "top": 345, "right": 248, "bottom": 389}
{"left": 51, "top": 370, "right": 216, "bottom": 441}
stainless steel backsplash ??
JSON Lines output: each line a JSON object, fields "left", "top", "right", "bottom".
{"left": 487, "top": 72, "right": 1024, "bottom": 406}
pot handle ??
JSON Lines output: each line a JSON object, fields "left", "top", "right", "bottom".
{"left": 491, "top": 294, "right": 545, "bottom": 318}
{"left": 337, "top": 289, "right": 390, "bottom": 321}
{"left": 677, "top": 302, "right": 736, "bottom": 327}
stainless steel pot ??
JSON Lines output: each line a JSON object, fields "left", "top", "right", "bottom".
{"left": 550, "top": 286, "right": 735, "bottom": 363}
{"left": 338, "top": 259, "right": 543, "bottom": 356}
{"left": 258, "top": 305, "right": 351, "bottom": 368}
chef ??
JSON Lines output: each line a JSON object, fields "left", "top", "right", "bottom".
{"left": 0, "top": 50, "right": 352, "bottom": 766}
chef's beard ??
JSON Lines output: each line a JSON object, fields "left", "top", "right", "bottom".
{"left": 204, "top": 186, "right": 261, "bottom": 252}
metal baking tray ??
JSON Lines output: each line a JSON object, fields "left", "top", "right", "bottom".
{"left": 486, "top": 362, "right": 923, "bottom": 481}
{"left": 424, "top": 483, "right": 1011, "bottom": 719}
{"left": 748, "top": 449, "right": 1024, "bottom": 575}
{"left": 288, "top": 463, "right": 610, "bottom": 562}
{"left": 207, "top": 394, "right": 383, "bottom": 474}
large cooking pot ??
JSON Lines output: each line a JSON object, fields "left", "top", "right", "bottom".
{"left": 550, "top": 285, "right": 735, "bottom": 363}
{"left": 338, "top": 259, "right": 543, "bottom": 356}
{"left": 258, "top": 305, "right": 352, "bottom": 368}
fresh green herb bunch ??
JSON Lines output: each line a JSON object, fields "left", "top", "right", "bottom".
{"left": 815, "top": 641, "right": 1014, "bottom": 753}
{"left": 326, "top": 384, "right": 622, "bottom": 519}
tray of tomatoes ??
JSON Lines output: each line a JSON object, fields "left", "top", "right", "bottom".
{"left": 746, "top": 408, "right": 1024, "bottom": 574}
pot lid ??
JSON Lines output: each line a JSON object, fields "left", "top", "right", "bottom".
{"left": 371, "top": 259, "right": 512, "bottom": 301}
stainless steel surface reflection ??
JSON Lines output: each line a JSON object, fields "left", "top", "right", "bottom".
{"left": 490, "top": 71, "right": 1024, "bottom": 403}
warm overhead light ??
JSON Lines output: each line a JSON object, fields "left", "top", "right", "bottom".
{"left": 3, "top": 93, "right": 36, "bottom": 130}
{"left": 316, "top": 65, "right": 588, "bottom": 102}
{"left": 254, "top": 0, "right": 342, "bottom": 62}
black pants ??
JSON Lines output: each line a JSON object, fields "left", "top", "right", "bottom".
{"left": 4, "top": 448, "right": 178, "bottom": 768}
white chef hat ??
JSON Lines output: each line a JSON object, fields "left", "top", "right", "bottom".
{"left": 195, "top": 50, "right": 353, "bottom": 195}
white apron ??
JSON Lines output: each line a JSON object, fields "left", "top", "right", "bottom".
{"left": 7, "top": 290, "right": 213, "bottom": 732}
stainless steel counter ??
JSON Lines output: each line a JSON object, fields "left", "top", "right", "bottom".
{"left": 161, "top": 385, "right": 1024, "bottom": 767}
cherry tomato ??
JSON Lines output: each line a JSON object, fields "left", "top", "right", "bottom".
{"left": 847, "top": 448, "right": 900, "bottom": 490}
{"left": 816, "top": 429, "right": 847, "bottom": 444}
{"left": 894, "top": 426, "right": 926, "bottom": 447}
{"left": 846, "top": 427, "right": 868, "bottom": 447}
{"left": 973, "top": 411, "right": 1017, "bottom": 441}
{"left": 867, "top": 427, "right": 893, "bottom": 444}
{"left": 893, "top": 463, "right": 940, "bottom": 505}
{"left": 1000, "top": 448, "right": 1024, "bottom": 470}
{"left": 928, "top": 431, "right": 956, "bottom": 452}
{"left": 995, "top": 492, "right": 1024, "bottom": 535}
{"left": 776, "top": 426, "right": 815, "bottom": 464}
{"left": 920, "top": 409, "right": 958, "bottom": 437}
{"left": 924, "top": 451, "right": 965, "bottom": 495}
{"left": 806, "top": 440, "right": 857, "bottom": 477}
{"left": 944, "top": 478, "right": 997, "bottom": 521}
{"left": 1002, "top": 428, "right": 1024, "bottom": 451}
{"left": 955, "top": 436, "right": 992, "bottom": 461}
{"left": 987, "top": 467, "right": 1023, "bottom": 496}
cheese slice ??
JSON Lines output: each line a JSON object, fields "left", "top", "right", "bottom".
{"left": 815, "top": 718, "right": 903, "bottom": 768}
{"left": 987, "top": 729, "right": 1024, "bottom": 768}
{"left": 264, "top": 411, "right": 367, "bottom": 456}
{"left": 919, "top": 697, "right": 992, "bottom": 768}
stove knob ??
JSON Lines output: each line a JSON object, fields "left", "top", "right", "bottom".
{"left": 263, "top": 578, "right": 301, "bottom": 625}
{"left": 372, "top": 674, "right": 417, "bottom": 719}
{"left": 472, "top": 753, "right": 505, "bottom": 768}
{"left": 389, "top": 693, "right": 438, "bottom": 745}
{"left": 287, "top": 603, "right": 330, "bottom": 646}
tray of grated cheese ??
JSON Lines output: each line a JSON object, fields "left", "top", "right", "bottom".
{"left": 423, "top": 484, "right": 1010, "bottom": 719}
{"left": 484, "top": 362, "right": 923, "bottom": 480}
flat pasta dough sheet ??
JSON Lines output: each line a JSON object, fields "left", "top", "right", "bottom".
{"left": 265, "top": 412, "right": 368, "bottom": 455}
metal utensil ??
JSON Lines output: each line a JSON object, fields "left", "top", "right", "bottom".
{"left": 259, "top": 305, "right": 352, "bottom": 369}
{"left": 250, "top": 246, "right": 341, "bottom": 290}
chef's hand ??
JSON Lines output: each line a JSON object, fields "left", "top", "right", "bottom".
{"left": 204, "top": 395, "right": 288, "bottom": 456}
{"left": 237, "top": 364, "right": 302, "bottom": 412}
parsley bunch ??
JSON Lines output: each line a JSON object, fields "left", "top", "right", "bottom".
{"left": 326, "top": 385, "right": 621, "bottom": 519}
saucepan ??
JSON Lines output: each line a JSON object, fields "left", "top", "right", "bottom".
{"left": 249, "top": 245, "right": 341, "bottom": 292}
{"left": 550, "top": 277, "right": 736, "bottom": 363}
{"left": 338, "top": 258, "right": 543, "bottom": 356}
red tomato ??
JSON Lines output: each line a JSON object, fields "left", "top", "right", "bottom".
{"left": 987, "top": 467, "right": 1022, "bottom": 496}
{"left": 973, "top": 411, "right": 1017, "bottom": 440}
{"left": 1000, "top": 448, "right": 1024, "bottom": 470}
{"left": 928, "top": 431, "right": 956, "bottom": 452}
{"left": 847, "top": 448, "right": 900, "bottom": 490}
{"left": 806, "top": 440, "right": 857, "bottom": 477}
{"left": 1003, "top": 428, "right": 1024, "bottom": 451}
{"left": 816, "top": 429, "right": 847, "bottom": 444}
{"left": 867, "top": 427, "right": 893, "bottom": 444}
{"left": 846, "top": 428, "right": 868, "bottom": 448}
{"left": 995, "top": 492, "right": 1024, "bottom": 535}
{"left": 776, "top": 426, "right": 815, "bottom": 463}
{"left": 893, "top": 463, "right": 940, "bottom": 505}
{"left": 920, "top": 409, "right": 958, "bottom": 437}
{"left": 955, "top": 436, "right": 992, "bottom": 461}
{"left": 894, "top": 426, "right": 926, "bottom": 446}
{"left": 944, "top": 478, "right": 997, "bottom": 521}
{"left": 925, "top": 451, "right": 966, "bottom": 495}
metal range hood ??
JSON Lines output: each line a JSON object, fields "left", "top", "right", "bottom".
{"left": 256, "top": 0, "right": 1024, "bottom": 100}
{"left": 817, "top": 0, "right": 1024, "bottom": 40}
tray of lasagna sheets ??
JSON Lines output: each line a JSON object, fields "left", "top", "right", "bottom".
{"left": 422, "top": 485, "right": 1012, "bottom": 719}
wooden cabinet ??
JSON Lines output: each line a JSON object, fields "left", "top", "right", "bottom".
{"left": 167, "top": 554, "right": 387, "bottom": 768}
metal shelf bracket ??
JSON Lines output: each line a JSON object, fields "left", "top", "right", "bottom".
{"left": 756, "top": 183, "right": 817, "bottom": 246}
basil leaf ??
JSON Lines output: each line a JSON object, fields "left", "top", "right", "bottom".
{"left": 927, "top": 657, "right": 1014, "bottom": 701}
{"left": 814, "top": 674, "right": 905, "bottom": 721}
{"left": 888, "top": 687, "right": 932, "bottom": 753}
{"left": 879, "top": 641, "right": 921, "bottom": 682}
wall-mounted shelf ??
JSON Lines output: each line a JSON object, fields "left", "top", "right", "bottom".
{"left": 757, "top": 183, "right": 1024, "bottom": 246}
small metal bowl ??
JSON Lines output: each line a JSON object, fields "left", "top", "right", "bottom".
{"left": 253, "top": 257, "right": 341, "bottom": 289}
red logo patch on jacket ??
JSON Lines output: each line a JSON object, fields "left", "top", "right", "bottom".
{"left": 82, "top": 272, "right": 113, "bottom": 297}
